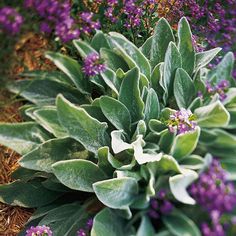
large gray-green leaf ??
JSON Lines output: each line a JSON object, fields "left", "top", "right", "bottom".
{"left": 100, "top": 68, "right": 119, "bottom": 95}
{"left": 0, "top": 122, "right": 50, "bottom": 155}
{"left": 144, "top": 88, "right": 160, "bottom": 124}
{"left": 195, "top": 48, "right": 221, "bottom": 72}
{"left": 140, "top": 36, "right": 153, "bottom": 59}
{"left": 91, "top": 208, "right": 129, "bottom": 236}
{"left": 91, "top": 31, "right": 110, "bottom": 51}
{"left": 137, "top": 216, "right": 155, "bottom": 236}
{"left": 56, "top": 95, "right": 110, "bottom": 153}
{"left": 133, "top": 135, "right": 162, "bottom": 164}
{"left": 195, "top": 101, "right": 230, "bottom": 128}
{"left": 52, "top": 159, "right": 107, "bottom": 192}
{"left": 216, "top": 52, "right": 235, "bottom": 84}
{"left": 150, "top": 18, "right": 175, "bottom": 68}
{"left": 170, "top": 127, "right": 200, "bottom": 160}
{"left": 33, "top": 106, "right": 67, "bottom": 137}
{"left": 177, "top": 17, "right": 195, "bottom": 75}
{"left": 93, "top": 177, "right": 138, "bottom": 209}
{"left": 0, "top": 180, "right": 60, "bottom": 208}
{"left": 100, "top": 48, "right": 129, "bottom": 72}
{"left": 109, "top": 32, "right": 151, "bottom": 78}
{"left": 45, "top": 52, "right": 90, "bottom": 94}
{"left": 100, "top": 96, "right": 131, "bottom": 134}
{"left": 162, "top": 42, "right": 182, "bottom": 101}
{"left": 73, "top": 40, "right": 97, "bottom": 58}
{"left": 111, "top": 130, "right": 132, "bottom": 154}
{"left": 163, "top": 209, "right": 201, "bottom": 236}
{"left": 39, "top": 202, "right": 88, "bottom": 236}
{"left": 8, "top": 79, "right": 89, "bottom": 106}
{"left": 20, "top": 137, "right": 83, "bottom": 173}
{"left": 169, "top": 169, "right": 198, "bottom": 205}
{"left": 147, "top": 155, "right": 182, "bottom": 175}
{"left": 174, "top": 68, "right": 195, "bottom": 109}
{"left": 119, "top": 67, "right": 144, "bottom": 123}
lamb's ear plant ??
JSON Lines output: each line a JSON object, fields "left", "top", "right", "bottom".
{"left": 0, "top": 17, "right": 236, "bottom": 235}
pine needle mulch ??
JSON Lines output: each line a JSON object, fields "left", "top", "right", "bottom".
{"left": 0, "top": 33, "right": 55, "bottom": 235}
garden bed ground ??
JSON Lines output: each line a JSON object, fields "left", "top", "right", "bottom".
{"left": 0, "top": 33, "right": 54, "bottom": 235}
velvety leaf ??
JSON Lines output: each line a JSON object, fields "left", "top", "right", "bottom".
{"left": 174, "top": 68, "right": 195, "bottom": 109}
{"left": 8, "top": 79, "right": 89, "bottom": 106}
{"left": 195, "top": 101, "right": 230, "bottom": 128}
{"left": 57, "top": 95, "right": 110, "bottom": 153}
{"left": 33, "top": 107, "right": 67, "bottom": 137}
{"left": 97, "top": 146, "right": 114, "bottom": 176}
{"left": 20, "top": 70, "right": 73, "bottom": 85}
{"left": 140, "top": 36, "right": 153, "bottom": 59}
{"left": 100, "top": 48, "right": 129, "bottom": 72}
{"left": 0, "top": 180, "right": 60, "bottom": 208}
{"left": 195, "top": 48, "right": 221, "bottom": 72}
{"left": 20, "top": 137, "right": 83, "bottom": 173}
{"left": 163, "top": 209, "right": 201, "bottom": 236}
{"left": 147, "top": 155, "right": 182, "bottom": 175}
{"left": 133, "top": 135, "right": 162, "bottom": 164}
{"left": 93, "top": 177, "right": 138, "bottom": 209}
{"left": 169, "top": 169, "right": 198, "bottom": 205}
{"left": 45, "top": 52, "right": 90, "bottom": 94}
{"left": 144, "top": 88, "right": 160, "bottom": 124}
{"left": 216, "top": 52, "right": 235, "bottom": 84}
{"left": 0, "top": 122, "right": 50, "bottom": 155}
{"left": 91, "top": 31, "right": 110, "bottom": 51}
{"left": 150, "top": 18, "right": 175, "bottom": 68}
{"left": 119, "top": 67, "right": 144, "bottom": 123}
{"left": 170, "top": 127, "right": 200, "bottom": 160}
{"left": 100, "top": 96, "right": 131, "bottom": 133}
{"left": 52, "top": 159, "right": 107, "bottom": 192}
{"left": 151, "top": 63, "right": 165, "bottom": 98}
{"left": 137, "top": 216, "right": 155, "bottom": 236}
{"left": 111, "top": 130, "right": 132, "bottom": 154}
{"left": 73, "top": 39, "right": 97, "bottom": 58}
{"left": 162, "top": 42, "right": 182, "bottom": 101}
{"left": 109, "top": 32, "right": 151, "bottom": 78}
{"left": 39, "top": 202, "right": 88, "bottom": 236}
{"left": 180, "top": 155, "right": 204, "bottom": 170}
{"left": 100, "top": 68, "right": 119, "bottom": 95}
{"left": 91, "top": 208, "right": 129, "bottom": 236}
{"left": 177, "top": 17, "right": 195, "bottom": 75}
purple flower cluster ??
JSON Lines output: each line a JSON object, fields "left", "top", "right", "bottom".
{"left": 123, "top": 0, "right": 143, "bottom": 29}
{"left": 77, "top": 218, "right": 93, "bottom": 236}
{"left": 79, "top": 12, "right": 100, "bottom": 35}
{"left": 148, "top": 189, "right": 173, "bottom": 219}
{"left": 26, "top": 225, "right": 52, "bottom": 236}
{"left": 167, "top": 109, "right": 197, "bottom": 135}
{"left": 0, "top": 7, "right": 23, "bottom": 35}
{"left": 199, "top": 80, "right": 230, "bottom": 101}
{"left": 104, "top": 0, "right": 119, "bottom": 23}
{"left": 82, "top": 53, "right": 106, "bottom": 77}
{"left": 24, "top": 0, "right": 100, "bottom": 42}
{"left": 189, "top": 159, "right": 236, "bottom": 236}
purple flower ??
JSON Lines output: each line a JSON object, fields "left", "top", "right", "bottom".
{"left": 189, "top": 159, "right": 236, "bottom": 214}
{"left": 0, "top": 7, "right": 23, "bottom": 34}
{"left": 148, "top": 189, "right": 173, "bottom": 219}
{"left": 79, "top": 12, "right": 100, "bottom": 35}
{"left": 167, "top": 109, "right": 197, "bottom": 135}
{"left": 26, "top": 225, "right": 52, "bottom": 236}
{"left": 82, "top": 53, "right": 106, "bottom": 77}
{"left": 77, "top": 229, "right": 87, "bottom": 236}
{"left": 77, "top": 218, "right": 94, "bottom": 236}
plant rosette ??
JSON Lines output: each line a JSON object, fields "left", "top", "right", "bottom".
{"left": 0, "top": 17, "right": 236, "bottom": 236}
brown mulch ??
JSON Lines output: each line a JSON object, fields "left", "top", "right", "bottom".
{"left": 0, "top": 33, "right": 55, "bottom": 236}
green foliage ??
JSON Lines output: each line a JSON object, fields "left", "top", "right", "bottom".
{"left": 0, "top": 17, "right": 235, "bottom": 235}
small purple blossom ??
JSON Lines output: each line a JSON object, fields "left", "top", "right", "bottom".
{"left": 189, "top": 159, "right": 236, "bottom": 215}
{"left": 167, "top": 109, "right": 197, "bottom": 134}
{"left": 77, "top": 218, "right": 94, "bottom": 236}
{"left": 79, "top": 12, "right": 100, "bottom": 35}
{"left": 26, "top": 225, "right": 52, "bottom": 236}
{"left": 82, "top": 53, "right": 106, "bottom": 77}
{"left": 0, "top": 7, "right": 23, "bottom": 34}
{"left": 148, "top": 189, "right": 173, "bottom": 219}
